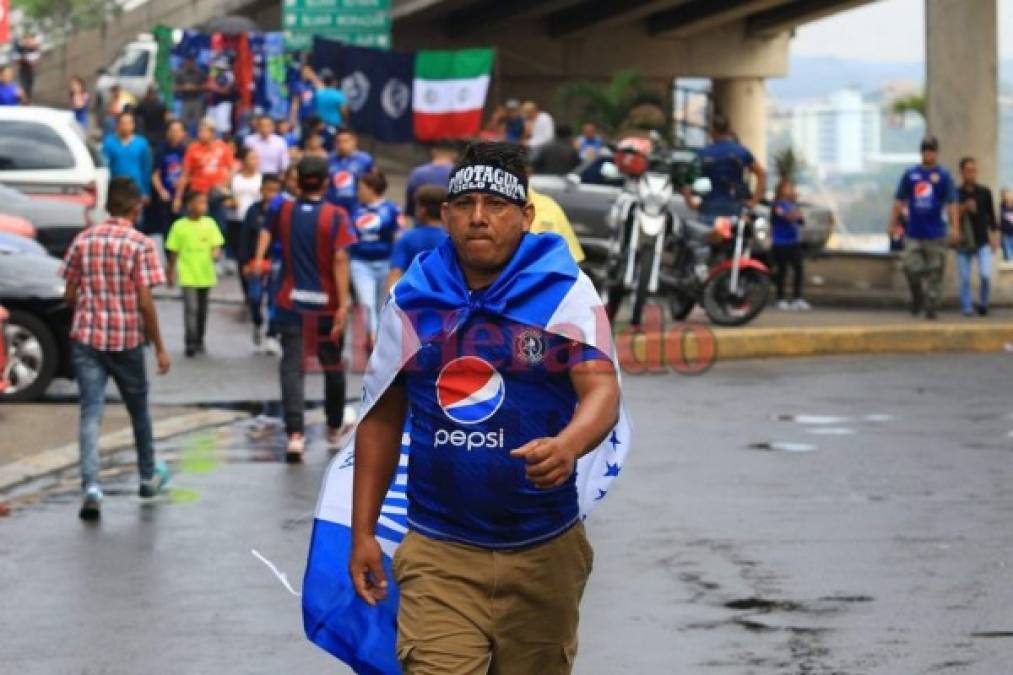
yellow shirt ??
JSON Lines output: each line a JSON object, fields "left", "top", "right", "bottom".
{"left": 528, "top": 187, "right": 585, "bottom": 263}
{"left": 165, "top": 216, "right": 224, "bottom": 288}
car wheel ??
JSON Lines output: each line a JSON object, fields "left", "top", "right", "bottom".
{"left": 1, "top": 309, "right": 59, "bottom": 402}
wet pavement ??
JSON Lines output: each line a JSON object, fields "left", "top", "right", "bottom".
{"left": 2, "top": 353, "right": 1013, "bottom": 674}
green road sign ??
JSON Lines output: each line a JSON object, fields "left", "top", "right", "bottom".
{"left": 283, "top": 0, "right": 391, "bottom": 51}
{"left": 283, "top": 0, "right": 389, "bottom": 9}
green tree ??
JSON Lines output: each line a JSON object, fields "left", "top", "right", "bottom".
{"left": 557, "top": 69, "right": 669, "bottom": 139}
{"left": 773, "top": 147, "right": 802, "bottom": 185}
{"left": 891, "top": 92, "right": 925, "bottom": 118}
{"left": 13, "top": 0, "right": 120, "bottom": 33}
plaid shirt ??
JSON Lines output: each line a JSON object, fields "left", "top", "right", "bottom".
{"left": 59, "top": 218, "right": 166, "bottom": 351}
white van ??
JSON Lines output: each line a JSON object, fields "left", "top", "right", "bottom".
{"left": 96, "top": 35, "right": 159, "bottom": 107}
{"left": 0, "top": 106, "right": 110, "bottom": 230}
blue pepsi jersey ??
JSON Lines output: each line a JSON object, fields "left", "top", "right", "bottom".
{"left": 349, "top": 200, "right": 400, "bottom": 261}
{"left": 326, "top": 151, "right": 375, "bottom": 212}
{"left": 156, "top": 142, "right": 187, "bottom": 197}
{"left": 292, "top": 80, "right": 316, "bottom": 121}
{"left": 895, "top": 164, "right": 956, "bottom": 240}
{"left": 390, "top": 224, "right": 448, "bottom": 271}
{"left": 771, "top": 198, "right": 802, "bottom": 246}
{"left": 697, "top": 139, "right": 755, "bottom": 215}
{"left": 266, "top": 197, "right": 356, "bottom": 324}
{"left": 400, "top": 304, "right": 608, "bottom": 549}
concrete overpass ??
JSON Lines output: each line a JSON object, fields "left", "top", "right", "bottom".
{"left": 28, "top": 0, "right": 1000, "bottom": 187}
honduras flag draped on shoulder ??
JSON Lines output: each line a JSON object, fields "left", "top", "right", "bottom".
{"left": 302, "top": 232, "right": 632, "bottom": 673}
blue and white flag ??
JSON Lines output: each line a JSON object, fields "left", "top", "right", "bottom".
{"left": 302, "top": 233, "right": 632, "bottom": 673}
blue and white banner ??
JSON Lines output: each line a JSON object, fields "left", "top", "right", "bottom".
{"left": 302, "top": 233, "right": 632, "bottom": 673}
{"left": 310, "top": 37, "right": 415, "bottom": 143}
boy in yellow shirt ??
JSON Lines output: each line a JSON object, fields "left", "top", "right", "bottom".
{"left": 166, "top": 191, "right": 224, "bottom": 357}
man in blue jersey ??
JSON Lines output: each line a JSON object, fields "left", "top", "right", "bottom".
{"left": 687, "top": 114, "right": 766, "bottom": 219}
{"left": 888, "top": 136, "right": 959, "bottom": 319}
{"left": 404, "top": 139, "right": 456, "bottom": 216}
{"left": 349, "top": 142, "right": 620, "bottom": 673}
{"left": 253, "top": 156, "right": 357, "bottom": 461}
{"left": 385, "top": 185, "right": 449, "bottom": 295}
{"left": 327, "top": 128, "right": 375, "bottom": 213}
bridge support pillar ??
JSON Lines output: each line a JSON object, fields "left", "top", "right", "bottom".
{"left": 925, "top": 0, "right": 998, "bottom": 187}
{"left": 712, "top": 77, "right": 768, "bottom": 170}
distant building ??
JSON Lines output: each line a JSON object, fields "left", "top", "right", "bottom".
{"left": 786, "top": 89, "right": 881, "bottom": 176}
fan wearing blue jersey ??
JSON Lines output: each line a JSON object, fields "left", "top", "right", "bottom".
{"left": 326, "top": 128, "right": 374, "bottom": 213}
{"left": 349, "top": 169, "right": 401, "bottom": 345}
{"left": 888, "top": 136, "right": 960, "bottom": 319}
{"left": 253, "top": 156, "right": 357, "bottom": 462}
{"left": 384, "top": 185, "right": 449, "bottom": 296}
{"left": 349, "top": 142, "right": 621, "bottom": 674}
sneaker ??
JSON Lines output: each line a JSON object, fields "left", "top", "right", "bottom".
{"left": 139, "top": 462, "right": 172, "bottom": 498}
{"left": 185, "top": 348, "right": 196, "bottom": 358}
{"left": 776, "top": 299, "right": 793, "bottom": 311}
{"left": 78, "top": 485, "right": 103, "bottom": 521}
{"left": 792, "top": 298, "right": 812, "bottom": 312}
{"left": 263, "top": 336, "right": 282, "bottom": 356}
{"left": 326, "top": 423, "right": 354, "bottom": 450}
{"left": 925, "top": 307, "right": 938, "bottom": 320}
{"left": 975, "top": 303, "right": 989, "bottom": 317}
{"left": 252, "top": 325, "right": 263, "bottom": 349}
{"left": 285, "top": 434, "right": 306, "bottom": 463}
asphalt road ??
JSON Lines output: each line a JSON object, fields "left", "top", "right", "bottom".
{"left": 2, "top": 353, "right": 1012, "bottom": 674}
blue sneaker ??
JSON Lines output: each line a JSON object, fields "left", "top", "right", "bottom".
{"left": 79, "top": 485, "right": 103, "bottom": 521}
{"left": 139, "top": 462, "right": 171, "bottom": 498}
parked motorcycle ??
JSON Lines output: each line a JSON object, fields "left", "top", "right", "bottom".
{"left": 662, "top": 178, "right": 772, "bottom": 326}
{"left": 602, "top": 138, "right": 676, "bottom": 326}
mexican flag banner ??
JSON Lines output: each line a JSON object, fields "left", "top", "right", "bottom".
{"left": 413, "top": 48, "right": 494, "bottom": 141}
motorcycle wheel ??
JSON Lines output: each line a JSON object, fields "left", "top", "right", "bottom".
{"left": 668, "top": 291, "right": 696, "bottom": 321}
{"left": 702, "top": 267, "right": 770, "bottom": 327}
{"left": 630, "top": 246, "right": 655, "bottom": 327}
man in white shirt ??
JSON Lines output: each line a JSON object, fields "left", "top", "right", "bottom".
{"left": 244, "top": 115, "right": 291, "bottom": 175}
{"left": 522, "top": 100, "right": 555, "bottom": 151}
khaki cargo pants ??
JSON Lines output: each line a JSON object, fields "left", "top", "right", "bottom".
{"left": 392, "top": 523, "right": 594, "bottom": 675}
{"left": 903, "top": 237, "right": 947, "bottom": 310}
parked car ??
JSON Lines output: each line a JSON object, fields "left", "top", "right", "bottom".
{"left": 0, "top": 213, "right": 36, "bottom": 241}
{"left": 0, "top": 183, "right": 90, "bottom": 258}
{"left": 0, "top": 242, "right": 73, "bottom": 402}
{"left": 0, "top": 106, "right": 109, "bottom": 230}
{"left": 0, "top": 232, "right": 49, "bottom": 257}
{"left": 532, "top": 153, "right": 835, "bottom": 262}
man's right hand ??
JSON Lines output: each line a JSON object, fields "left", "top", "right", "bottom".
{"left": 157, "top": 187, "right": 171, "bottom": 203}
{"left": 348, "top": 534, "right": 388, "bottom": 606}
{"left": 155, "top": 348, "right": 171, "bottom": 375}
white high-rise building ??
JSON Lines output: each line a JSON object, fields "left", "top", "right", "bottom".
{"left": 787, "top": 89, "right": 882, "bottom": 176}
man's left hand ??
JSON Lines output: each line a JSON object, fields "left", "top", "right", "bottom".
{"left": 511, "top": 437, "right": 578, "bottom": 490}
{"left": 330, "top": 306, "right": 349, "bottom": 340}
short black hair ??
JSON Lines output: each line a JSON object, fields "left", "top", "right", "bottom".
{"left": 455, "top": 141, "right": 528, "bottom": 179}
{"left": 711, "top": 113, "right": 731, "bottom": 135}
{"left": 167, "top": 119, "right": 185, "bottom": 132}
{"left": 359, "top": 168, "right": 388, "bottom": 196}
{"left": 117, "top": 110, "right": 134, "bottom": 123}
{"left": 959, "top": 156, "right": 976, "bottom": 170}
{"left": 184, "top": 190, "right": 207, "bottom": 206}
{"left": 105, "top": 177, "right": 143, "bottom": 217}
{"left": 415, "top": 185, "right": 447, "bottom": 221}
{"left": 336, "top": 127, "right": 356, "bottom": 136}
{"left": 262, "top": 173, "right": 282, "bottom": 186}
{"left": 432, "top": 138, "right": 457, "bottom": 154}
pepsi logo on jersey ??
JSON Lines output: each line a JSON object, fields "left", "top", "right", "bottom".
{"left": 433, "top": 356, "right": 506, "bottom": 451}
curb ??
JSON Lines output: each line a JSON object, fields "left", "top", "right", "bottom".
{"left": 710, "top": 322, "right": 1013, "bottom": 360}
{"left": 0, "top": 409, "right": 249, "bottom": 493}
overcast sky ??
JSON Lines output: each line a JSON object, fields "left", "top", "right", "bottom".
{"left": 792, "top": 0, "right": 1013, "bottom": 62}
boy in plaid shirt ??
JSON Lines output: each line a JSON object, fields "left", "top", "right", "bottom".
{"left": 60, "top": 177, "right": 173, "bottom": 521}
